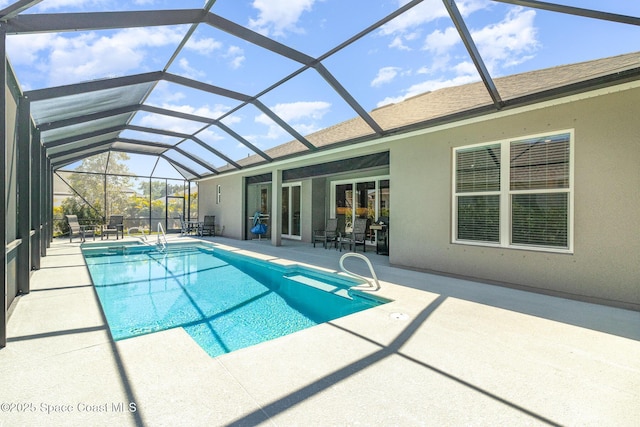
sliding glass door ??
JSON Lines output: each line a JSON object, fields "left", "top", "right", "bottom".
{"left": 332, "top": 176, "right": 390, "bottom": 237}
{"left": 282, "top": 183, "right": 301, "bottom": 239}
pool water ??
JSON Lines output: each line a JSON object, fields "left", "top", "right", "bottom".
{"left": 81, "top": 242, "right": 388, "bottom": 357}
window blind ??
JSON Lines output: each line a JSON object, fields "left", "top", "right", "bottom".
{"left": 457, "top": 195, "right": 500, "bottom": 242}
{"left": 510, "top": 133, "right": 570, "bottom": 190}
{"left": 454, "top": 132, "right": 572, "bottom": 251}
{"left": 456, "top": 144, "right": 500, "bottom": 193}
{"left": 512, "top": 193, "right": 568, "bottom": 247}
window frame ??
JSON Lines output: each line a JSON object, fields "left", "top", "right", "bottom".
{"left": 452, "top": 130, "right": 574, "bottom": 254}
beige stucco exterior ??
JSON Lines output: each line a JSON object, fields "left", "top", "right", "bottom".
{"left": 391, "top": 84, "right": 640, "bottom": 309}
{"left": 199, "top": 83, "right": 640, "bottom": 310}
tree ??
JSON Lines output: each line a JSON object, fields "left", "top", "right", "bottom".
{"left": 139, "top": 180, "right": 185, "bottom": 198}
{"left": 55, "top": 152, "right": 195, "bottom": 235}
{"left": 59, "top": 152, "right": 133, "bottom": 225}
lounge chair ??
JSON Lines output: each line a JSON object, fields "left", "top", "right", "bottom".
{"left": 313, "top": 218, "right": 339, "bottom": 249}
{"left": 102, "top": 215, "right": 124, "bottom": 240}
{"left": 65, "top": 214, "right": 90, "bottom": 242}
{"left": 337, "top": 217, "right": 368, "bottom": 252}
{"left": 201, "top": 215, "right": 215, "bottom": 236}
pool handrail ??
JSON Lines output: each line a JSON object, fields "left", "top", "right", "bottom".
{"left": 157, "top": 222, "right": 167, "bottom": 251}
{"left": 127, "top": 226, "right": 148, "bottom": 241}
{"left": 339, "top": 252, "right": 380, "bottom": 290}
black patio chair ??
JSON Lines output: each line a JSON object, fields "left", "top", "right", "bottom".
{"left": 201, "top": 215, "right": 215, "bottom": 236}
{"left": 313, "top": 218, "right": 339, "bottom": 249}
{"left": 65, "top": 214, "right": 86, "bottom": 242}
{"left": 102, "top": 215, "right": 124, "bottom": 240}
{"left": 337, "top": 217, "right": 368, "bottom": 252}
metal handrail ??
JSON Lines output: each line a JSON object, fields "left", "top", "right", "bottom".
{"left": 127, "top": 226, "right": 148, "bottom": 242}
{"left": 339, "top": 252, "right": 380, "bottom": 290}
{"left": 157, "top": 222, "right": 168, "bottom": 251}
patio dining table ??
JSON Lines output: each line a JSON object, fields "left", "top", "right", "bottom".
{"left": 187, "top": 220, "right": 203, "bottom": 236}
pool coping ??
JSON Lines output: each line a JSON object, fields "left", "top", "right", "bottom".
{"left": 2, "top": 235, "right": 639, "bottom": 426}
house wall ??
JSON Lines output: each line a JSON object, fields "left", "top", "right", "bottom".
{"left": 199, "top": 146, "right": 391, "bottom": 241}
{"left": 198, "top": 84, "right": 640, "bottom": 309}
{"left": 198, "top": 173, "right": 245, "bottom": 239}
{"left": 391, "top": 85, "right": 640, "bottom": 309}
{"left": 310, "top": 177, "right": 327, "bottom": 239}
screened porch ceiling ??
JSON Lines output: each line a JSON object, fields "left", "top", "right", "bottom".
{"left": 5, "top": 0, "right": 640, "bottom": 180}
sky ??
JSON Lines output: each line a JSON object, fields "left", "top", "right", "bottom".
{"left": 3, "top": 0, "right": 639, "bottom": 177}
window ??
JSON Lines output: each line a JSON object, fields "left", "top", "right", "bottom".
{"left": 453, "top": 131, "right": 573, "bottom": 252}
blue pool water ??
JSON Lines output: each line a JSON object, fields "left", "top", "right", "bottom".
{"left": 81, "top": 242, "right": 388, "bottom": 357}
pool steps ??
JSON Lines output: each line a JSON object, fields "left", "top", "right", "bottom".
{"left": 283, "top": 274, "right": 352, "bottom": 299}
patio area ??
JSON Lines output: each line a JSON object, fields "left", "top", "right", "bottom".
{"left": 1, "top": 235, "right": 639, "bottom": 426}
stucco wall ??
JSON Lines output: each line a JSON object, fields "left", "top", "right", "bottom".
{"left": 198, "top": 146, "right": 391, "bottom": 240}
{"left": 198, "top": 85, "right": 639, "bottom": 309}
{"left": 198, "top": 173, "right": 245, "bottom": 239}
{"left": 391, "top": 86, "right": 640, "bottom": 309}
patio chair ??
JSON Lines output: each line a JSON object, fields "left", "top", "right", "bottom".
{"left": 201, "top": 215, "right": 215, "bottom": 236}
{"left": 337, "top": 217, "right": 368, "bottom": 252}
{"left": 313, "top": 218, "right": 339, "bottom": 249}
{"left": 102, "top": 215, "right": 124, "bottom": 240}
{"left": 65, "top": 214, "right": 86, "bottom": 242}
{"left": 179, "top": 215, "right": 192, "bottom": 236}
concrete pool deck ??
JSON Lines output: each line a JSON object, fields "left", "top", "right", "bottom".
{"left": 1, "top": 235, "right": 639, "bottom": 426}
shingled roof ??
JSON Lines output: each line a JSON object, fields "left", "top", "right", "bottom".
{"left": 234, "top": 51, "right": 640, "bottom": 169}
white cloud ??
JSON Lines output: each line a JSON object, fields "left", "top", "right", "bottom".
{"left": 151, "top": 81, "right": 186, "bottom": 103}
{"left": 389, "top": 36, "right": 411, "bottom": 51}
{"left": 197, "top": 128, "right": 225, "bottom": 144}
{"left": 7, "top": 34, "right": 54, "bottom": 65}
{"left": 185, "top": 36, "right": 223, "bottom": 55}
{"left": 420, "top": 7, "right": 539, "bottom": 72}
{"left": 452, "top": 61, "right": 477, "bottom": 76}
{"left": 138, "top": 103, "right": 240, "bottom": 136}
{"left": 371, "top": 67, "right": 402, "bottom": 87}
{"left": 382, "top": 0, "right": 491, "bottom": 51}
{"left": 113, "top": 26, "right": 185, "bottom": 48}
{"left": 255, "top": 101, "right": 331, "bottom": 139}
{"left": 224, "top": 46, "right": 245, "bottom": 70}
{"left": 380, "top": 0, "right": 448, "bottom": 37}
{"left": 376, "top": 74, "right": 480, "bottom": 108}
{"left": 423, "top": 27, "right": 460, "bottom": 55}
{"left": 138, "top": 113, "right": 204, "bottom": 135}
{"left": 178, "top": 58, "right": 206, "bottom": 80}
{"left": 379, "top": 6, "right": 539, "bottom": 107}
{"left": 35, "top": 0, "right": 106, "bottom": 11}
{"left": 184, "top": 37, "right": 243, "bottom": 70}
{"left": 381, "top": 0, "right": 488, "bottom": 35}
{"left": 417, "top": 54, "right": 452, "bottom": 75}
{"left": 273, "top": 101, "right": 330, "bottom": 121}
{"left": 8, "top": 27, "right": 186, "bottom": 86}
{"left": 472, "top": 7, "right": 539, "bottom": 72}
{"left": 249, "top": 0, "right": 316, "bottom": 37}
{"left": 168, "top": 103, "right": 234, "bottom": 122}
{"left": 457, "top": 0, "right": 492, "bottom": 16}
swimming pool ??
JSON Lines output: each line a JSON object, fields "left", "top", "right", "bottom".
{"left": 81, "top": 242, "right": 389, "bottom": 357}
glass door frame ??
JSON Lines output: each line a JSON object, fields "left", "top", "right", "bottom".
{"left": 330, "top": 175, "right": 390, "bottom": 235}
{"left": 281, "top": 182, "right": 302, "bottom": 240}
